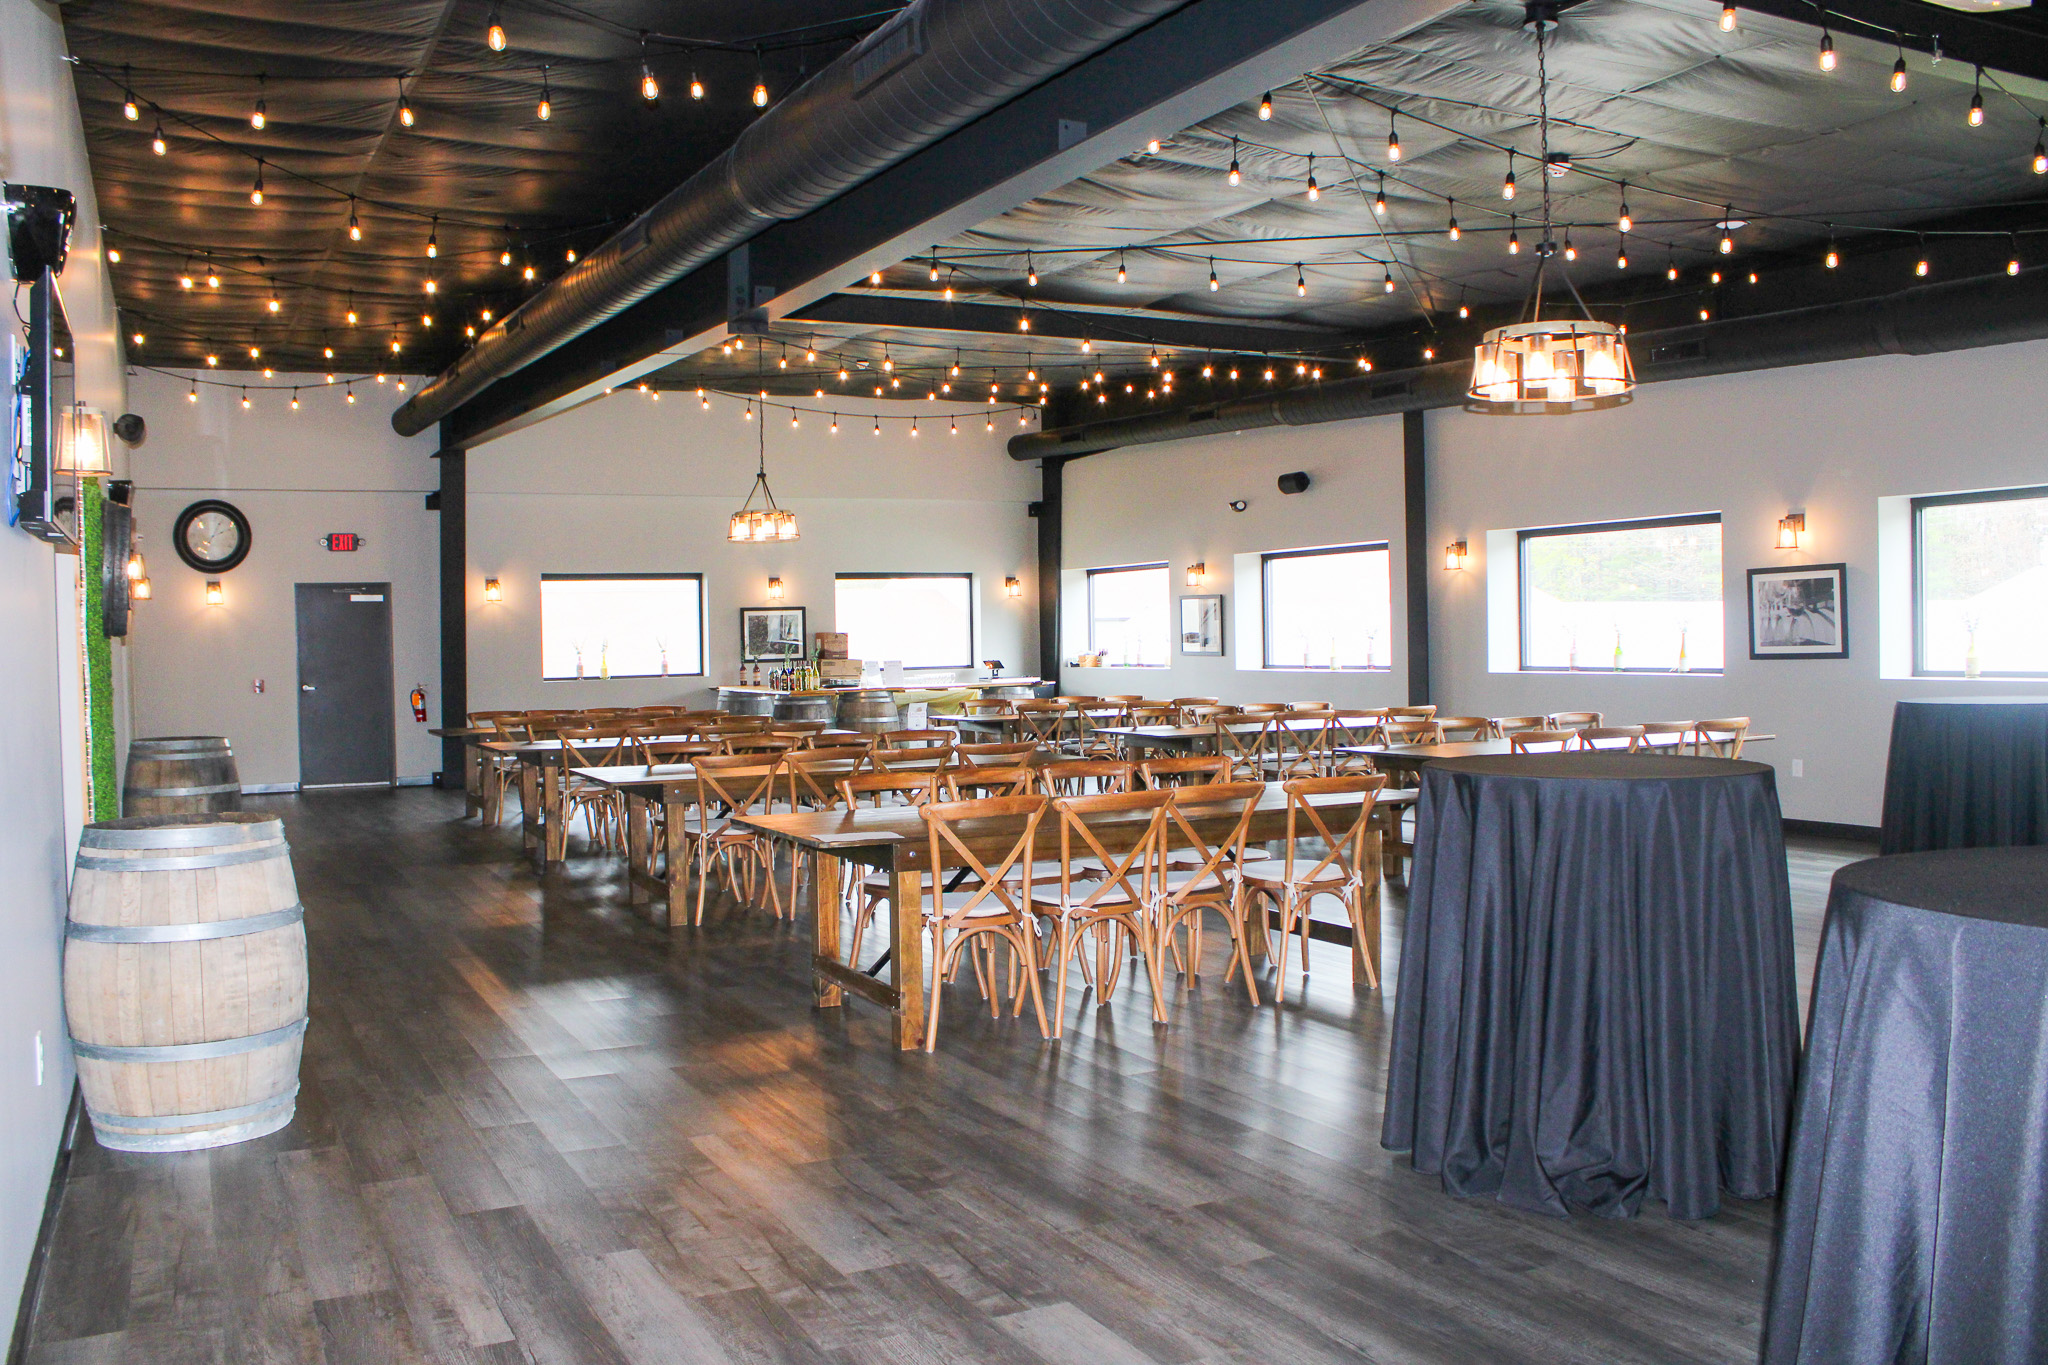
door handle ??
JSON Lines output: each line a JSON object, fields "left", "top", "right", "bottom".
{"left": 301, "top": 684, "right": 317, "bottom": 692}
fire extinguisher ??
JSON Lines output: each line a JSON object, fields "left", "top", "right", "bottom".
{"left": 410, "top": 686, "right": 428, "bottom": 723}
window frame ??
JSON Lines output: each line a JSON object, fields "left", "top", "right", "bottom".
{"left": 1911, "top": 482, "right": 2048, "bottom": 679}
{"left": 1259, "top": 541, "right": 1394, "bottom": 671}
{"left": 538, "top": 571, "right": 706, "bottom": 680}
{"left": 831, "top": 571, "right": 977, "bottom": 671}
{"left": 1085, "top": 562, "right": 1171, "bottom": 668}
{"left": 1516, "top": 512, "right": 1724, "bottom": 674}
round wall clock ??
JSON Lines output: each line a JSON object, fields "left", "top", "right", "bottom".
{"left": 173, "top": 499, "right": 252, "bottom": 573}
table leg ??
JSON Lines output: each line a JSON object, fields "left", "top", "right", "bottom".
{"left": 814, "top": 854, "right": 844, "bottom": 1008}
{"left": 1353, "top": 830, "right": 1384, "bottom": 988}
{"left": 464, "top": 742, "right": 483, "bottom": 818}
{"left": 520, "top": 762, "right": 541, "bottom": 860}
{"left": 544, "top": 759, "right": 567, "bottom": 865}
{"left": 665, "top": 792, "right": 688, "bottom": 916}
{"left": 626, "top": 794, "right": 650, "bottom": 907}
{"left": 890, "top": 853, "right": 927, "bottom": 1050}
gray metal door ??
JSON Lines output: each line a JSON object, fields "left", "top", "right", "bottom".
{"left": 295, "top": 582, "right": 396, "bottom": 787}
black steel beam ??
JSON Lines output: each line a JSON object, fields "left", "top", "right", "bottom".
{"left": 441, "top": 0, "right": 1460, "bottom": 448}
{"left": 1731, "top": 0, "right": 2048, "bottom": 83}
{"left": 435, "top": 435, "right": 467, "bottom": 786}
{"left": 786, "top": 293, "right": 1350, "bottom": 357}
{"left": 1403, "top": 410, "right": 1430, "bottom": 708}
{"left": 1037, "top": 459, "right": 1065, "bottom": 681}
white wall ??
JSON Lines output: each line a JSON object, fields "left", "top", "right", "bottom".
{"left": 1057, "top": 340, "right": 2048, "bottom": 829}
{"left": 0, "top": 0, "right": 126, "bottom": 1345}
{"left": 468, "top": 392, "right": 1040, "bottom": 709}
{"left": 1059, "top": 416, "right": 1412, "bottom": 709}
{"left": 124, "top": 370, "right": 443, "bottom": 786}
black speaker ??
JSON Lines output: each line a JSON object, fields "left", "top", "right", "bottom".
{"left": 113, "top": 413, "right": 146, "bottom": 446}
{"left": 1277, "top": 471, "right": 1312, "bottom": 495}
{"left": 4, "top": 184, "right": 76, "bottom": 281}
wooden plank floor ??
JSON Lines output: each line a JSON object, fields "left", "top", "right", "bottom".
{"left": 24, "top": 788, "right": 1870, "bottom": 1365}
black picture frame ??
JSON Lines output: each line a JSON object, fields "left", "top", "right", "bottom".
{"left": 1748, "top": 563, "right": 1848, "bottom": 659}
{"left": 172, "top": 498, "right": 253, "bottom": 573}
{"left": 741, "top": 606, "right": 807, "bottom": 663}
{"left": 1179, "top": 594, "right": 1225, "bottom": 656}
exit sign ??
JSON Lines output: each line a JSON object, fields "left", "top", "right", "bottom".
{"left": 320, "top": 533, "right": 363, "bottom": 551}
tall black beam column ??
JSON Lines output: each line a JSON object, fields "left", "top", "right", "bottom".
{"left": 435, "top": 431, "right": 468, "bottom": 786}
{"left": 1403, "top": 410, "right": 1431, "bottom": 707}
{"left": 1036, "top": 458, "right": 1064, "bottom": 689}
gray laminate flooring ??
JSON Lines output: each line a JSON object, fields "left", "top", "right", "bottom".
{"left": 21, "top": 788, "right": 1868, "bottom": 1364}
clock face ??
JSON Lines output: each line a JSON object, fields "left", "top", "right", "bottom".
{"left": 172, "top": 500, "right": 252, "bottom": 573}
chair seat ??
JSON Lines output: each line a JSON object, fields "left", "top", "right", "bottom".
{"left": 1241, "top": 869, "right": 1361, "bottom": 896}
{"left": 1167, "top": 848, "right": 1270, "bottom": 866}
{"left": 1160, "top": 868, "right": 1235, "bottom": 893}
{"left": 923, "top": 890, "right": 1030, "bottom": 919}
{"left": 1029, "top": 886, "right": 1143, "bottom": 914}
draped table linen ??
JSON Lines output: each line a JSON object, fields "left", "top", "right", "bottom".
{"left": 1880, "top": 697, "right": 2048, "bottom": 854}
{"left": 1382, "top": 754, "right": 1799, "bottom": 1220}
{"left": 1763, "top": 847, "right": 2048, "bottom": 1365}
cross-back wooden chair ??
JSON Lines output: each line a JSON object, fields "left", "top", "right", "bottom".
{"left": 1325, "top": 711, "right": 1386, "bottom": 775}
{"left": 1213, "top": 715, "right": 1274, "bottom": 781}
{"left": 954, "top": 741, "right": 1042, "bottom": 767}
{"left": 1265, "top": 710, "right": 1333, "bottom": 780}
{"left": 1579, "top": 725, "right": 1646, "bottom": 752}
{"left": 1036, "top": 759, "right": 1134, "bottom": 798}
{"left": 1693, "top": 717, "right": 1751, "bottom": 758}
{"left": 869, "top": 745, "right": 956, "bottom": 774}
{"left": 479, "top": 715, "right": 535, "bottom": 824}
{"left": 806, "top": 732, "right": 876, "bottom": 758}
{"left": 685, "top": 754, "right": 786, "bottom": 925}
{"left": 1169, "top": 696, "right": 1220, "bottom": 725}
{"left": 960, "top": 697, "right": 1016, "bottom": 720}
{"left": 917, "top": 795, "right": 1052, "bottom": 1052}
{"left": 557, "top": 727, "right": 633, "bottom": 853}
{"left": 1547, "top": 710, "right": 1604, "bottom": 730}
{"left": 943, "top": 766, "right": 1036, "bottom": 801}
{"left": 882, "top": 729, "right": 955, "bottom": 749}
{"left": 1011, "top": 701, "right": 1070, "bottom": 748}
{"left": 1136, "top": 755, "right": 1231, "bottom": 789}
{"left": 1378, "top": 719, "right": 1444, "bottom": 747}
{"left": 1029, "top": 790, "right": 1174, "bottom": 1038}
{"left": 1241, "top": 775, "right": 1389, "bottom": 1000}
{"left": 1154, "top": 781, "right": 1265, "bottom": 998}
{"left": 1434, "top": 716, "right": 1493, "bottom": 742}
{"left": 841, "top": 771, "right": 940, "bottom": 965}
{"left": 774, "top": 747, "right": 868, "bottom": 919}
{"left": 1385, "top": 705, "right": 1438, "bottom": 721}
{"left": 1126, "top": 702, "right": 1176, "bottom": 729}
{"left": 1491, "top": 715, "right": 1550, "bottom": 738}
{"left": 724, "top": 733, "right": 799, "bottom": 757}
{"left": 1637, "top": 721, "right": 1695, "bottom": 752}
{"left": 1509, "top": 729, "right": 1576, "bottom": 753}
{"left": 633, "top": 736, "right": 720, "bottom": 768}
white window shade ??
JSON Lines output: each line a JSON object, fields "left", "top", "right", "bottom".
{"left": 834, "top": 575, "right": 974, "bottom": 669}
{"left": 539, "top": 575, "right": 703, "bottom": 679}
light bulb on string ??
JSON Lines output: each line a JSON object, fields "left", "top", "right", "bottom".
{"left": 1146, "top": 138, "right": 1161, "bottom": 154}
{"left": 690, "top": 72, "right": 704, "bottom": 100}
{"left": 1502, "top": 150, "right": 1516, "bottom": 200}
{"left": 426, "top": 217, "right": 438, "bottom": 258}
{"left": 1295, "top": 263, "right": 1306, "bottom": 296}
{"left": 2034, "top": 120, "right": 2048, "bottom": 173}
{"left": 1719, "top": 207, "right": 1735, "bottom": 254}
{"left": 1915, "top": 235, "right": 1930, "bottom": 277}
{"left": 1026, "top": 251, "right": 1037, "bottom": 287}
{"left": 250, "top": 159, "right": 265, "bottom": 206}
{"left": 1721, "top": 4, "right": 1737, "bottom": 31}
{"left": 1891, "top": 35, "right": 1908, "bottom": 93}
{"left": 1387, "top": 110, "right": 1401, "bottom": 162}
{"left": 151, "top": 121, "right": 167, "bottom": 156}
{"left": 1563, "top": 231, "right": 1576, "bottom": 262}
{"left": 1447, "top": 200, "right": 1460, "bottom": 240}
{"left": 640, "top": 35, "right": 659, "bottom": 101}
{"left": 873, "top": 416, "right": 881, "bottom": 436}
{"left": 348, "top": 198, "right": 362, "bottom": 240}
{"left": 1969, "top": 67, "right": 1983, "bottom": 126}
{"left": 206, "top": 352, "right": 219, "bottom": 366}
{"left": 240, "top": 388, "right": 251, "bottom": 410}
{"left": 107, "top": 248, "right": 120, "bottom": 263}
{"left": 1824, "top": 236, "right": 1839, "bottom": 268}
{"left": 1507, "top": 215, "right": 1519, "bottom": 254}
{"left": 1117, "top": 252, "right": 1127, "bottom": 284}
{"left": 1258, "top": 91, "right": 1272, "bottom": 120}
{"left": 122, "top": 69, "right": 139, "bottom": 120}
{"left": 188, "top": 379, "right": 198, "bottom": 402}
{"left": 1209, "top": 258, "right": 1220, "bottom": 291}
{"left": 1457, "top": 289, "right": 1469, "bottom": 319}
{"left": 251, "top": 75, "right": 266, "bottom": 130}
{"left": 346, "top": 385, "right": 355, "bottom": 404}
{"left": 1819, "top": 28, "right": 1836, "bottom": 73}
{"left": 397, "top": 76, "right": 415, "bottom": 126}
{"left": 524, "top": 262, "right": 536, "bottom": 281}
{"left": 180, "top": 260, "right": 194, "bottom": 289}
{"left": 346, "top": 293, "right": 358, "bottom": 326}
{"left": 290, "top": 390, "right": 300, "bottom": 411}
{"left": 752, "top": 48, "right": 769, "bottom": 107}
{"left": 1373, "top": 171, "right": 1386, "bottom": 216}
{"left": 1382, "top": 266, "right": 1395, "bottom": 294}
{"left": 1306, "top": 154, "right": 1320, "bottom": 201}
{"left": 1616, "top": 245, "right": 1629, "bottom": 270}
{"left": 1667, "top": 254, "right": 1680, "bottom": 281}
{"left": 2009, "top": 234, "right": 2021, "bottom": 274}
{"left": 206, "top": 262, "right": 220, "bottom": 288}
{"left": 830, "top": 413, "right": 839, "bottom": 433}
{"left": 1617, "top": 184, "right": 1632, "bottom": 233}
{"left": 538, "top": 66, "right": 552, "bottom": 121}
{"left": 267, "top": 279, "right": 281, "bottom": 313}
{"left": 487, "top": 4, "right": 507, "bottom": 51}
{"left": 1227, "top": 137, "right": 1241, "bottom": 186}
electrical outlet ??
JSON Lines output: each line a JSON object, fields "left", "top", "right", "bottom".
{"left": 34, "top": 1031, "right": 43, "bottom": 1086}
{"left": 1791, "top": 759, "right": 1804, "bottom": 778}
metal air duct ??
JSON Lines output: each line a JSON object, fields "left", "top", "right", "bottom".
{"left": 393, "top": 0, "right": 1192, "bottom": 437}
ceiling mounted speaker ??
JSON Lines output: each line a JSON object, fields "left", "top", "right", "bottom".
{"left": 113, "top": 413, "right": 146, "bottom": 446}
{"left": 4, "top": 184, "right": 76, "bottom": 281}
{"left": 1277, "top": 471, "right": 1311, "bottom": 495}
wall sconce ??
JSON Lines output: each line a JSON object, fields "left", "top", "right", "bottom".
{"left": 1444, "top": 540, "right": 1469, "bottom": 571}
{"left": 1186, "top": 561, "right": 1206, "bottom": 587}
{"left": 1776, "top": 511, "right": 1806, "bottom": 551}
{"left": 133, "top": 576, "right": 152, "bottom": 600}
{"left": 204, "top": 580, "right": 224, "bottom": 606}
{"left": 766, "top": 575, "right": 785, "bottom": 602}
{"left": 55, "top": 405, "right": 110, "bottom": 477}
{"left": 482, "top": 577, "right": 503, "bottom": 604}
{"left": 1003, "top": 576, "right": 1022, "bottom": 599}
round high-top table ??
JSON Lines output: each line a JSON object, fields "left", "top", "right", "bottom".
{"left": 1880, "top": 696, "right": 2048, "bottom": 854}
{"left": 1764, "top": 847, "right": 2048, "bottom": 1364}
{"left": 1382, "top": 753, "right": 1799, "bottom": 1220}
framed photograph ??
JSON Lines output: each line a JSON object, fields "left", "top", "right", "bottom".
{"left": 740, "top": 607, "right": 807, "bottom": 663}
{"left": 1179, "top": 594, "right": 1225, "bottom": 656}
{"left": 1748, "top": 564, "right": 1847, "bottom": 659}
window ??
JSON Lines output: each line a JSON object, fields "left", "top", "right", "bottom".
{"left": 833, "top": 574, "right": 974, "bottom": 669}
{"left": 1914, "top": 485, "right": 2048, "bottom": 677}
{"left": 1261, "top": 544, "right": 1393, "bottom": 669}
{"left": 1087, "top": 564, "right": 1170, "bottom": 667}
{"left": 539, "top": 574, "right": 703, "bottom": 679}
{"left": 1519, "top": 515, "right": 1723, "bottom": 672}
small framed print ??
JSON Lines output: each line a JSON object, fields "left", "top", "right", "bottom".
{"left": 1179, "top": 594, "right": 1224, "bottom": 656}
{"left": 741, "top": 606, "right": 807, "bottom": 663}
{"left": 1748, "top": 563, "right": 1847, "bottom": 659}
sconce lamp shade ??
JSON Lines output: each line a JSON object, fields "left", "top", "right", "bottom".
{"left": 204, "top": 579, "right": 224, "bottom": 606}
{"left": 1444, "top": 540, "right": 1469, "bottom": 571}
{"left": 766, "top": 576, "right": 784, "bottom": 601}
{"left": 1186, "top": 562, "right": 1206, "bottom": 587}
{"left": 1003, "top": 576, "right": 1022, "bottom": 598}
{"left": 56, "top": 405, "right": 111, "bottom": 475}
{"left": 1776, "top": 512, "right": 1806, "bottom": 550}
{"left": 483, "top": 577, "right": 503, "bottom": 604}
{"left": 132, "top": 576, "right": 152, "bottom": 600}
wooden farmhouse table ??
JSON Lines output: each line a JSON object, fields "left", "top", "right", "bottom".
{"left": 427, "top": 726, "right": 495, "bottom": 816}
{"left": 1091, "top": 718, "right": 1360, "bottom": 756}
{"left": 736, "top": 784, "right": 1406, "bottom": 1051}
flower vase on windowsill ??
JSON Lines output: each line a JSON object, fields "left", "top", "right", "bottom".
{"left": 574, "top": 646, "right": 585, "bottom": 680}
{"left": 1612, "top": 629, "right": 1624, "bottom": 673}
{"left": 1675, "top": 627, "right": 1689, "bottom": 674}
{"left": 599, "top": 644, "right": 609, "bottom": 680}
{"left": 1965, "top": 620, "right": 1981, "bottom": 680}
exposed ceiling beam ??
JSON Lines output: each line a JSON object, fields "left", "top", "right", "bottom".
{"left": 1732, "top": 0, "right": 2048, "bottom": 84}
{"left": 440, "top": 0, "right": 1467, "bottom": 448}
{"left": 783, "top": 293, "right": 1355, "bottom": 358}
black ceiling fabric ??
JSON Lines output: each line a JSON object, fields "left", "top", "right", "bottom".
{"left": 61, "top": 0, "right": 898, "bottom": 379}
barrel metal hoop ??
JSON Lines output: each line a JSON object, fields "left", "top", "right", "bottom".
{"left": 67, "top": 904, "right": 305, "bottom": 944}
{"left": 75, "top": 844, "right": 286, "bottom": 873}
{"left": 131, "top": 739, "right": 233, "bottom": 753}
{"left": 125, "top": 777, "right": 243, "bottom": 802}
{"left": 89, "top": 1083, "right": 300, "bottom": 1130}
{"left": 82, "top": 821, "right": 284, "bottom": 850}
{"left": 71, "top": 1017, "right": 308, "bottom": 1064}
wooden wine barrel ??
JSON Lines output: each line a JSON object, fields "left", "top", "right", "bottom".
{"left": 122, "top": 736, "right": 242, "bottom": 817}
{"left": 65, "top": 813, "right": 306, "bottom": 1152}
{"left": 983, "top": 683, "right": 1037, "bottom": 703}
{"left": 836, "top": 689, "right": 902, "bottom": 733}
{"left": 773, "top": 692, "right": 837, "bottom": 724}
{"left": 715, "top": 687, "right": 777, "bottom": 717}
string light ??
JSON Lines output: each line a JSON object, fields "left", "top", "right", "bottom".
{"left": 122, "top": 70, "right": 139, "bottom": 121}
{"left": 538, "top": 66, "right": 552, "bottom": 121}
{"left": 1720, "top": 3, "right": 1736, "bottom": 31}
{"left": 107, "top": 248, "right": 121, "bottom": 264}
{"left": 251, "top": 75, "right": 267, "bottom": 130}
{"left": 240, "top": 388, "right": 251, "bottom": 409}
{"left": 1507, "top": 215, "right": 1519, "bottom": 254}
{"left": 397, "top": 76, "right": 415, "bottom": 126}
{"left": 1209, "top": 258, "right": 1219, "bottom": 291}
{"left": 1667, "top": 253, "right": 1680, "bottom": 281}
{"left": 1382, "top": 266, "right": 1395, "bottom": 294}
{"left": 1146, "top": 138, "right": 1161, "bottom": 154}
{"left": 1502, "top": 150, "right": 1516, "bottom": 200}
{"left": 1258, "top": 91, "right": 1272, "bottom": 121}
{"left": 1719, "top": 207, "right": 1735, "bottom": 254}
{"left": 188, "top": 379, "right": 198, "bottom": 402}
{"left": 1295, "top": 263, "right": 1306, "bottom": 296}
{"left": 179, "top": 262, "right": 194, "bottom": 289}
{"left": 1616, "top": 244, "right": 1629, "bottom": 270}
{"left": 290, "top": 390, "right": 301, "bottom": 411}
{"left": 1227, "top": 137, "right": 1241, "bottom": 187}
{"left": 1824, "top": 236, "right": 1839, "bottom": 269}
{"left": 1891, "top": 35, "right": 1907, "bottom": 94}
{"left": 1116, "top": 252, "right": 1127, "bottom": 284}
{"left": 1447, "top": 200, "right": 1459, "bottom": 240}
{"left": 487, "top": 4, "right": 507, "bottom": 52}
{"left": 1618, "top": 183, "right": 1632, "bottom": 233}
{"left": 267, "top": 279, "right": 281, "bottom": 313}
{"left": 2034, "top": 120, "right": 2047, "bottom": 174}
{"left": 753, "top": 48, "right": 769, "bottom": 107}
{"left": 348, "top": 198, "right": 362, "bottom": 240}
{"left": 1819, "top": 28, "right": 1836, "bottom": 73}
{"left": 873, "top": 416, "right": 882, "bottom": 436}
{"left": 426, "top": 217, "right": 438, "bottom": 258}
{"left": 1563, "top": 231, "right": 1576, "bottom": 262}
{"left": 1026, "top": 252, "right": 1037, "bottom": 287}
{"left": 346, "top": 384, "right": 355, "bottom": 404}
{"left": 346, "top": 293, "right": 358, "bottom": 326}
{"left": 1372, "top": 171, "right": 1385, "bottom": 216}
{"left": 2008, "top": 234, "right": 2021, "bottom": 275}
{"left": 151, "top": 121, "right": 167, "bottom": 156}
{"left": 250, "top": 159, "right": 265, "bottom": 206}
{"left": 641, "top": 35, "right": 659, "bottom": 101}
{"left": 1969, "top": 67, "right": 1983, "bottom": 126}
{"left": 1458, "top": 290, "right": 1470, "bottom": 319}
{"left": 1387, "top": 110, "right": 1401, "bottom": 163}
{"left": 1915, "top": 235, "right": 1930, "bottom": 277}
{"left": 690, "top": 72, "right": 704, "bottom": 100}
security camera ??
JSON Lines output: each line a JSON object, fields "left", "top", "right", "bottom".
{"left": 1228, "top": 499, "right": 1248, "bottom": 512}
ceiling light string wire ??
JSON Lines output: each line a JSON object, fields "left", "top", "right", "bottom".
{"left": 1304, "top": 83, "right": 1434, "bottom": 323}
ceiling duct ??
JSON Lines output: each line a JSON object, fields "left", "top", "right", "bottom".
{"left": 1009, "top": 265, "right": 2048, "bottom": 459}
{"left": 392, "top": 0, "right": 1192, "bottom": 437}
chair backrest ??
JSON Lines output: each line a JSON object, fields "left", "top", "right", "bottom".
{"left": 772, "top": 721, "right": 832, "bottom": 737}
{"left": 1379, "top": 719, "right": 1444, "bottom": 746}
{"left": 1693, "top": 718, "right": 1750, "bottom": 758}
{"left": 1136, "top": 755, "right": 1230, "bottom": 789}
{"left": 1213, "top": 716, "right": 1273, "bottom": 779}
{"left": 954, "top": 741, "right": 1042, "bottom": 765}
{"left": 1160, "top": 781, "right": 1265, "bottom": 903}
{"left": 1325, "top": 710, "right": 1386, "bottom": 752}
{"left": 636, "top": 737, "right": 722, "bottom": 767}
{"left": 1492, "top": 715, "right": 1549, "bottom": 736}
{"left": 1276, "top": 774, "right": 1389, "bottom": 890}
{"left": 783, "top": 748, "right": 865, "bottom": 809}
{"left": 487, "top": 715, "right": 535, "bottom": 741}
{"left": 724, "top": 734, "right": 799, "bottom": 756}
{"left": 1510, "top": 729, "right": 1576, "bottom": 753}
{"left": 837, "top": 770, "right": 937, "bottom": 810}
{"left": 869, "top": 745, "right": 955, "bottom": 773}
{"left": 1011, "top": 701, "right": 1069, "bottom": 745}
{"left": 1239, "top": 702, "right": 1290, "bottom": 715}
{"left": 881, "top": 729, "right": 954, "bottom": 749}
{"left": 1269, "top": 710, "right": 1334, "bottom": 777}
{"left": 1127, "top": 702, "right": 1176, "bottom": 727}
{"left": 1548, "top": 711, "right": 1603, "bottom": 730}
{"left": 1045, "top": 790, "right": 1173, "bottom": 910}
{"left": 1579, "top": 725, "right": 1645, "bottom": 752}
{"left": 1169, "top": 696, "right": 1220, "bottom": 725}
{"left": 920, "top": 795, "right": 1048, "bottom": 926}
{"left": 807, "top": 732, "right": 876, "bottom": 754}
{"left": 558, "top": 726, "right": 632, "bottom": 768}
{"left": 1386, "top": 705, "right": 1438, "bottom": 720}
{"left": 1037, "top": 759, "right": 1134, "bottom": 797}
{"left": 1637, "top": 721, "right": 1694, "bottom": 750}
{"left": 961, "top": 698, "right": 1015, "bottom": 717}
{"left": 1434, "top": 716, "right": 1492, "bottom": 742}
{"left": 691, "top": 753, "right": 783, "bottom": 828}
{"left": 943, "top": 765, "right": 1036, "bottom": 800}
